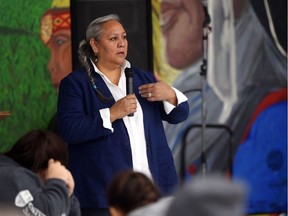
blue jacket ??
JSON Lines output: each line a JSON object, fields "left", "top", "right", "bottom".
{"left": 57, "top": 66, "right": 189, "bottom": 208}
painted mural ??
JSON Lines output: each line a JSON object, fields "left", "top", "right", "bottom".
{"left": 0, "top": 0, "right": 56, "bottom": 151}
{"left": 155, "top": 0, "right": 287, "bottom": 214}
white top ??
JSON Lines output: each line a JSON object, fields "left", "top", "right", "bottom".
{"left": 91, "top": 60, "right": 187, "bottom": 180}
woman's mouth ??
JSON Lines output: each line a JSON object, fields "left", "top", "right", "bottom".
{"left": 117, "top": 51, "right": 125, "bottom": 56}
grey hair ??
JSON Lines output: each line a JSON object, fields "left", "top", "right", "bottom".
{"left": 86, "top": 14, "right": 121, "bottom": 42}
{"left": 78, "top": 14, "right": 121, "bottom": 66}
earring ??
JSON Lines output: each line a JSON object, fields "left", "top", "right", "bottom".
{"left": 94, "top": 52, "right": 98, "bottom": 62}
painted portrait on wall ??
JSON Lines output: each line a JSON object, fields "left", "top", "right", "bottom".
{"left": 153, "top": 0, "right": 287, "bottom": 214}
{"left": 0, "top": 0, "right": 72, "bottom": 150}
{"left": 0, "top": 0, "right": 57, "bottom": 151}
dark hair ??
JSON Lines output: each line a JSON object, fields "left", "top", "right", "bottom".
{"left": 107, "top": 170, "right": 161, "bottom": 214}
{"left": 5, "top": 129, "right": 68, "bottom": 173}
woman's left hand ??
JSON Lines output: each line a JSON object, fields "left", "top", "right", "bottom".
{"left": 139, "top": 73, "right": 177, "bottom": 105}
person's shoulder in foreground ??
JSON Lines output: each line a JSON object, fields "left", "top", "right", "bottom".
{"left": 127, "top": 174, "right": 247, "bottom": 216}
{"left": 167, "top": 174, "right": 247, "bottom": 216}
{"left": 128, "top": 196, "right": 174, "bottom": 216}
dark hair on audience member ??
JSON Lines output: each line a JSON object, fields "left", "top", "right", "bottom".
{"left": 107, "top": 170, "right": 161, "bottom": 214}
{"left": 5, "top": 129, "right": 68, "bottom": 173}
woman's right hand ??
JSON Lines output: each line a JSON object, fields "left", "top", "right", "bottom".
{"left": 110, "top": 94, "right": 137, "bottom": 122}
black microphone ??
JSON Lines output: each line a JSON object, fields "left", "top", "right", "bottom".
{"left": 125, "top": 67, "right": 134, "bottom": 117}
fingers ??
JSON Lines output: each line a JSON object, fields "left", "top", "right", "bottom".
{"left": 139, "top": 81, "right": 176, "bottom": 103}
{"left": 139, "top": 83, "right": 154, "bottom": 90}
{"left": 45, "top": 159, "right": 75, "bottom": 196}
{"left": 46, "top": 159, "right": 69, "bottom": 182}
{"left": 110, "top": 95, "right": 137, "bottom": 121}
{"left": 139, "top": 82, "right": 163, "bottom": 101}
{"left": 65, "top": 170, "right": 75, "bottom": 197}
{"left": 124, "top": 95, "right": 137, "bottom": 114}
{"left": 139, "top": 83, "right": 155, "bottom": 99}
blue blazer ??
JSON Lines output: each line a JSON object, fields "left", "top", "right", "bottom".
{"left": 57, "top": 66, "right": 189, "bottom": 208}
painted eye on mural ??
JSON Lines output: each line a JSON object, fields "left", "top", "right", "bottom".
{"left": 52, "top": 35, "right": 70, "bottom": 46}
{"left": 54, "top": 37, "right": 65, "bottom": 45}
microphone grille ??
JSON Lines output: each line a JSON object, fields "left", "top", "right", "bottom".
{"left": 125, "top": 68, "right": 133, "bottom": 78}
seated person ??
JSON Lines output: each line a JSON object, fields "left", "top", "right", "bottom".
{"left": 107, "top": 170, "right": 161, "bottom": 216}
{"left": 0, "top": 129, "right": 80, "bottom": 216}
{"left": 128, "top": 174, "right": 246, "bottom": 216}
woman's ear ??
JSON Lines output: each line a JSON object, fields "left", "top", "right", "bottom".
{"left": 89, "top": 38, "right": 98, "bottom": 53}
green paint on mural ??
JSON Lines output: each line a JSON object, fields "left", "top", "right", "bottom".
{"left": 0, "top": 0, "right": 56, "bottom": 152}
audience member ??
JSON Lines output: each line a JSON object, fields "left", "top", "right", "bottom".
{"left": 107, "top": 170, "right": 161, "bottom": 216}
{"left": 0, "top": 129, "right": 80, "bottom": 216}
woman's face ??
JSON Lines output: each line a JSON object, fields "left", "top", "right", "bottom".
{"left": 93, "top": 20, "right": 128, "bottom": 68}
{"left": 160, "top": 0, "right": 204, "bottom": 69}
{"left": 46, "top": 29, "right": 72, "bottom": 90}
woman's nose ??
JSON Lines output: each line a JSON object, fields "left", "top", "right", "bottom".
{"left": 118, "top": 38, "right": 126, "bottom": 46}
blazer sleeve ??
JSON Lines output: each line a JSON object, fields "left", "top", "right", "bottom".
{"left": 57, "top": 72, "right": 113, "bottom": 144}
{"left": 163, "top": 99, "right": 189, "bottom": 124}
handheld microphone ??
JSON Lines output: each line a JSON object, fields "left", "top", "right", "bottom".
{"left": 125, "top": 67, "right": 134, "bottom": 117}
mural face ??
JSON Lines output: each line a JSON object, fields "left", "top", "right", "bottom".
{"left": 40, "top": 5, "right": 72, "bottom": 91}
{"left": 160, "top": 0, "right": 204, "bottom": 69}
{"left": 157, "top": 0, "right": 287, "bottom": 214}
{"left": 45, "top": 29, "right": 72, "bottom": 90}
